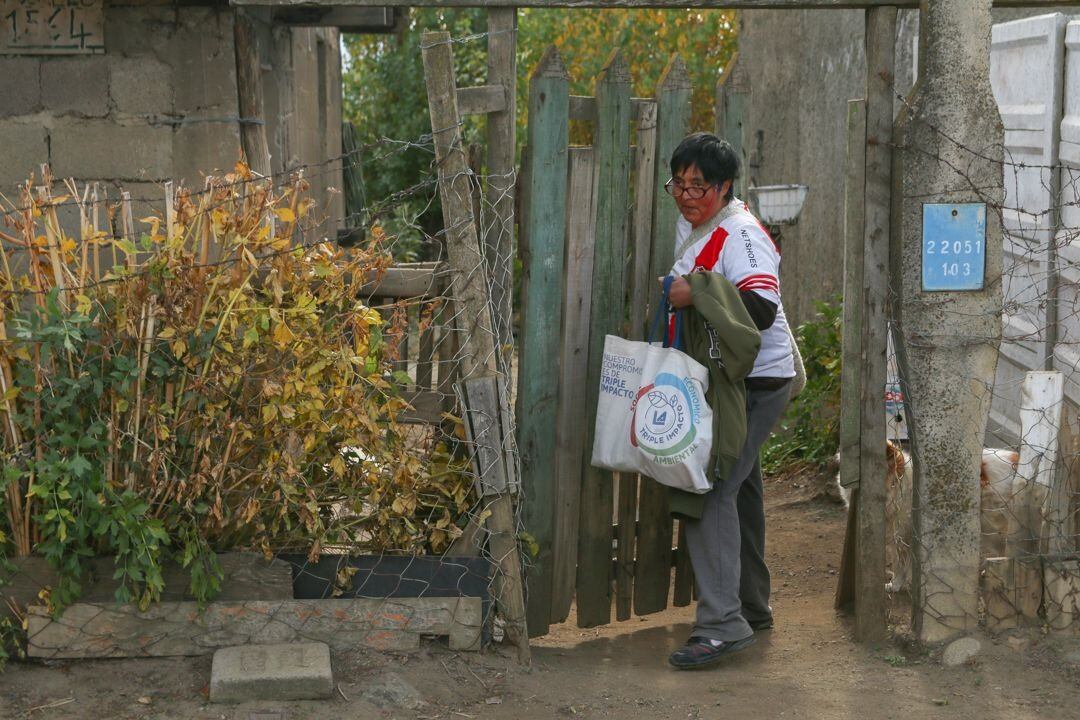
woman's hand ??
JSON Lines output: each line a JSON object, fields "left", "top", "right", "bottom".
{"left": 660, "top": 275, "right": 693, "bottom": 309}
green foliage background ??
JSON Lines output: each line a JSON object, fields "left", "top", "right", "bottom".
{"left": 762, "top": 299, "right": 843, "bottom": 474}
{"left": 341, "top": 7, "right": 738, "bottom": 258}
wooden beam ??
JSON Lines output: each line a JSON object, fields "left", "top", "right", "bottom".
{"left": 552, "top": 147, "right": 598, "bottom": 625}
{"left": 854, "top": 5, "right": 893, "bottom": 644}
{"left": 839, "top": 98, "right": 866, "bottom": 494}
{"left": 634, "top": 55, "right": 691, "bottom": 618}
{"left": 271, "top": 6, "right": 400, "bottom": 31}
{"left": 458, "top": 84, "right": 508, "bottom": 116}
{"left": 486, "top": 8, "right": 518, "bottom": 366}
{"left": 422, "top": 29, "right": 530, "bottom": 663}
{"left": 359, "top": 262, "right": 446, "bottom": 299}
{"left": 233, "top": 0, "right": 1080, "bottom": 10}
{"left": 233, "top": 10, "right": 271, "bottom": 176}
{"left": 518, "top": 45, "right": 570, "bottom": 639}
{"left": 835, "top": 98, "right": 866, "bottom": 612}
{"left": 576, "top": 50, "right": 633, "bottom": 629}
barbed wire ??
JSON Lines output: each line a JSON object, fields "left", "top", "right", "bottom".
{"left": 871, "top": 73, "right": 1080, "bottom": 637}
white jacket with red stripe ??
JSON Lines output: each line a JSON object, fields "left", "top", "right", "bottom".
{"left": 672, "top": 200, "right": 795, "bottom": 380}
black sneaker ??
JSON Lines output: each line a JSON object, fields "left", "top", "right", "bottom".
{"left": 748, "top": 617, "right": 774, "bottom": 632}
{"left": 668, "top": 635, "right": 755, "bottom": 669}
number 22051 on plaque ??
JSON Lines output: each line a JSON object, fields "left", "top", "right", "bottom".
{"left": 921, "top": 203, "right": 986, "bottom": 291}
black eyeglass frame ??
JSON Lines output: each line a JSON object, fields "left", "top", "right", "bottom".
{"left": 663, "top": 178, "right": 717, "bottom": 200}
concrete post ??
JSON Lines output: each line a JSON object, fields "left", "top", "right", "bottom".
{"left": 892, "top": 0, "right": 1003, "bottom": 643}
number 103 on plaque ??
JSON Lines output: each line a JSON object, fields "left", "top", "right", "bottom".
{"left": 921, "top": 202, "right": 987, "bottom": 292}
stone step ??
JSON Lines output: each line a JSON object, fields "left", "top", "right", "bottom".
{"left": 210, "top": 642, "right": 333, "bottom": 703}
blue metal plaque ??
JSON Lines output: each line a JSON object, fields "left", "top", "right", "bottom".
{"left": 922, "top": 203, "right": 987, "bottom": 291}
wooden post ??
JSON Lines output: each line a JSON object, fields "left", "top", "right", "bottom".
{"left": 421, "top": 31, "right": 529, "bottom": 663}
{"left": 635, "top": 56, "right": 691, "bottom": 617}
{"left": 714, "top": 51, "right": 748, "bottom": 198}
{"left": 518, "top": 46, "right": 570, "bottom": 639}
{"left": 485, "top": 7, "right": 517, "bottom": 365}
{"left": 576, "top": 51, "right": 633, "bottom": 629}
{"left": 552, "top": 147, "right": 598, "bottom": 624}
{"left": 835, "top": 98, "right": 867, "bottom": 610}
{"left": 617, "top": 100, "right": 657, "bottom": 622}
{"left": 854, "top": 6, "right": 894, "bottom": 643}
{"left": 628, "top": 101, "right": 658, "bottom": 339}
{"left": 234, "top": 9, "right": 271, "bottom": 176}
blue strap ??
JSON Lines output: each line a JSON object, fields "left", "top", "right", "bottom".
{"left": 650, "top": 276, "right": 686, "bottom": 350}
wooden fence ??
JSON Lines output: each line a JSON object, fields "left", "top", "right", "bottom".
{"left": 518, "top": 48, "right": 695, "bottom": 635}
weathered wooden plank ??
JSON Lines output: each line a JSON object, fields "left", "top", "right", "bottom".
{"left": 360, "top": 263, "right": 445, "bottom": 299}
{"left": 417, "top": 309, "right": 436, "bottom": 389}
{"left": 854, "top": 6, "right": 893, "bottom": 644}
{"left": 461, "top": 375, "right": 514, "bottom": 495}
{"left": 486, "top": 8, "right": 518, "bottom": 369}
{"left": 27, "top": 597, "right": 484, "bottom": 658}
{"left": 615, "top": 473, "right": 638, "bottom": 620}
{"left": 398, "top": 389, "right": 445, "bottom": 424}
{"left": 422, "top": 30, "right": 529, "bottom": 660}
{"left": 234, "top": 10, "right": 271, "bottom": 176}
{"left": 518, "top": 46, "right": 570, "bottom": 639}
{"left": 635, "top": 55, "right": 691, "bottom": 618}
{"left": 628, "top": 103, "right": 657, "bottom": 341}
{"left": 551, "top": 147, "right": 598, "bottom": 625}
{"left": 577, "top": 51, "right": 634, "bottom": 629}
{"left": 672, "top": 521, "right": 694, "bottom": 607}
{"left": 458, "top": 84, "right": 508, "bottom": 116}
{"left": 834, "top": 98, "right": 864, "bottom": 610}
{"left": 617, "top": 103, "right": 657, "bottom": 622}
{"left": 834, "top": 490, "right": 859, "bottom": 611}
{"left": 569, "top": 95, "right": 654, "bottom": 124}
{"left": 234, "top": 0, "right": 1069, "bottom": 11}
{"left": 271, "top": 6, "right": 399, "bottom": 31}
{"left": 714, "top": 51, "right": 748, "bottom": 198}
{"left": 839, "top": 98, "right": 866, "bottom": 492}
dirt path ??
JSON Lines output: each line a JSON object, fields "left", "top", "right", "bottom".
{"left": 3, "top": 472, "right": 1078, "bottom": 720}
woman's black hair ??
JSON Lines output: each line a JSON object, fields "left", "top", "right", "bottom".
{"left": 669, "top": 132, "right": 740, "bottom": 201}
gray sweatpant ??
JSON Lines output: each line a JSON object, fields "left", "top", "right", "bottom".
{"left": 684, "top": 380, "right": 792, "bottom": 642}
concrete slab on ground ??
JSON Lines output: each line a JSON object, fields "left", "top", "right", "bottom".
{"left": 210, "top": 642, "right": 333, "bottom": 703}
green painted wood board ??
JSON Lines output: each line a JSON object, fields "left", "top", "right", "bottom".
{"left": 519, "top": 46, "right": 570, "bottom": 638}
{"left": 575, "top": 51, "right": 633, "bottom": 629}
{"left": 635, "top": 55, "right": 691, "bottom": 618}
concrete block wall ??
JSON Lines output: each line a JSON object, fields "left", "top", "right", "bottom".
{"left": 0, "top": 1, "right": 343, "bottom": 234}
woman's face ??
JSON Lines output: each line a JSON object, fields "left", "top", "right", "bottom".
{"left": 671, "top": 164, "right": 730, "bottom": 228}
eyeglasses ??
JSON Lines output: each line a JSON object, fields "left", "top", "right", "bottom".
{"left": 664, "top": 179, "right": 715, "bottom": 200}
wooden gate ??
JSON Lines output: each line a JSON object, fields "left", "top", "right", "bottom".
{"left": 518, "top": 47, "right": 695, "bottom": 635}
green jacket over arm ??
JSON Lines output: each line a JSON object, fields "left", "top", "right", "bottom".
{"left": 668, "top": 271, "right": 761, "bottom": 519}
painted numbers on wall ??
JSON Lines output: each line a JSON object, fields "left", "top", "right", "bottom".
{"left": 1, "top": 0, "right": 104, "bottom": 54}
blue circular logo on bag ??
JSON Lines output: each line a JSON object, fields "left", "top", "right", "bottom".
{"left": 630, "top": 372, "right": 701, "bottom": 458}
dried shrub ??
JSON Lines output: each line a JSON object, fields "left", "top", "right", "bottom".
{"left": 0, "top": 166, "right": 471, "bottom": 609}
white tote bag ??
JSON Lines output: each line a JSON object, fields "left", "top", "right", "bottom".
{"left": 590, "top": 279, "right": 714, "bottom": 493}
{"left": 629, "top": 341, "right": 713, "bottom": 493}
{"left": 590, "top": 334, "right": 650, "bottom": 474}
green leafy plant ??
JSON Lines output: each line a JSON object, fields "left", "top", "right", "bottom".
{"left": 762, "top": 298, "right": 842, "bottom": 474}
